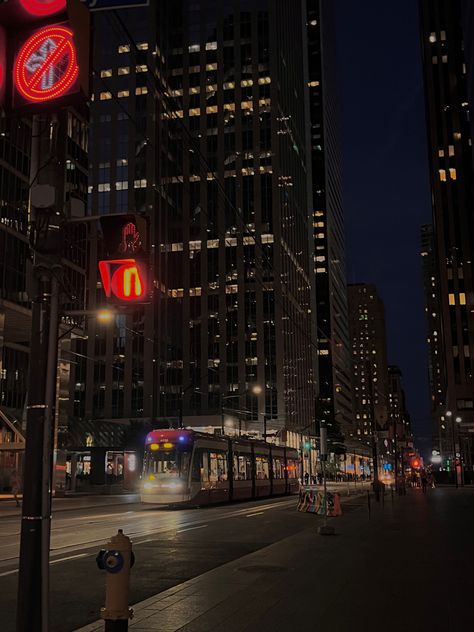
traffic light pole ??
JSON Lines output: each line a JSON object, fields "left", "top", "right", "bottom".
{"left": 17, "top": 112, "right": 63, "bottom": 632}
{"left": 17, "top": 266, "right": 56, "bottom": 632}
{"left": 41, "top": 272, "right": 60, "bottom": 632}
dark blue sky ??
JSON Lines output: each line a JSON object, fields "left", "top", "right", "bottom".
{"left": 333, "top": 0, "right": 433, "bottom": 447}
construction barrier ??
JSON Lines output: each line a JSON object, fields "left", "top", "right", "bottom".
{"left": 297, "top": 486, "right": 342, "bottom": 516}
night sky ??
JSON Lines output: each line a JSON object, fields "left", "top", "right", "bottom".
{"left": 333, "top": 0, "right": 433, "bottom": 452}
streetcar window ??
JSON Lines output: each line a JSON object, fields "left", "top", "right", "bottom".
{"left": 286, "top": 459, "right": 298, "bottom": 479}
{"left": 255, "top": 455, "right": 269, "bottom": 480}
{"left": 201, "top": 452, "right": 209, "bottom": 483}
{"left": 209, "top": 451, "right": 228, "bottom": 482}
{"left": 144, "top": 450, "right": 190, "bottom": 479}
{"left": 191, "top": 449, "right": 227, "bottom": 483}
{"left": 273, "top": 458, "right": 283, "bottom": 479}
{"left": 233, "top": 453, "right": 251, "bottom": 480}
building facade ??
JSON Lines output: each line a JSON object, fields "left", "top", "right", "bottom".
{"left": 0, "top": 106, "right": 88, "bottom": 490}
{"left": 386, "top": 365, "right": 413, "bottom": 475}
{"left": 306, "top": 0, "right": 353, "bottom": 450}
{"left": 0, "top": 116, "right": 31, "bottom": 488}
{"left": 348, "top": 283, "right": 390, "bottom": 456}
{"left": 420, "top": 0, "right": 474, "bottom": 468}
{"left": 75, "top": 1, "right": 316, "bottom": 460}
{"left": 420, "top": 224, "right": 448, "bottom": 460}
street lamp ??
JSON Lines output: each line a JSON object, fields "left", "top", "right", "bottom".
{"left": 446, "top": 410, "right": 459, "bottom": 487}
{"left": 96, "top": 308, "right": 115, "bottom": 324}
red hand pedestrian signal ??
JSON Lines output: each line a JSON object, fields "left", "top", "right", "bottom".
{"left": 14, "top": 25, "right": 78, "bottom": 103}
{"left": 19, "top": 0, "right": 66, "bottom": 16}
{"left": 99, "top": 259, "right": 148, "bottom": 303}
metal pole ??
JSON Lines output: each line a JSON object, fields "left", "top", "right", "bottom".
{"left": 393, "top": 422, "right": 398, "bottom": 493}
{"left": 220, "top": 395, "right": 224, "bottom": 434}
{"left": 367, "top": 361, "right": 380, "bottom": 500}
{"left": 322, "top": 459, "right": 328, "bottom": 527}
{"left": 16, "top": 269, "right": 52, "bottom": 632}
{"left": 451, "top": 416, "right": 458, "bottom": 488}
{"left": 41, "top": 272, "right": 60, "bottom": 632}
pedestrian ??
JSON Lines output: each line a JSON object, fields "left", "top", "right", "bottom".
{"left": 10, "top": 469, "right": 21, "bottom": 507}
{"left": 317, "top": 472, "right": 323, "bottom": 485}
{"left": 421, "top": 471, "right": 427, "bottom": 493}
{"left": 304, "top": 471, "right": 309, "bottom": 485}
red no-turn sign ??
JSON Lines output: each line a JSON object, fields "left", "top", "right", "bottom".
{"left": 14, "top": 25, "right": 78, "bottom": 103}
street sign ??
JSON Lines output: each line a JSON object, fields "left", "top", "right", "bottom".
{"left": 99, "top": 258, "right": 148, "bottom": 302}
{"left": 19, "top": 0, "right": 66, "bottom": 16}
{"left": 14, "top": 25, "right": 79, "bottom": 102}
{"left": 81, "top": 0, "right": 149, "bottom": 10}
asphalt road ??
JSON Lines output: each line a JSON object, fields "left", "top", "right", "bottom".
{"left": 1, "top": 492, "right": 352, "bottom": 632}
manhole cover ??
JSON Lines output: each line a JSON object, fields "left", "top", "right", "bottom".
{"left": 238, "top": 565, "right": 287, "bottom": 574}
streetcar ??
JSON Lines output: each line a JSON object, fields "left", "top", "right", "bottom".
{"left": 140, "top": 429, "right": 300, "bottom": 505}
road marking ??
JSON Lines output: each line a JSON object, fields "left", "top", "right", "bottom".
{"left": 50, "top": 553, "right": 88, "bottom": 564}
{"left": 0, "top": 553, "right": 87, "bottom": 577}
{"left": 0, "top": 496, "right": 299, "bottom": 564}
{"left": 176, "top": 524, "right": 208, "bottom": 533}
{"left": 246, "top": 512, "right": 264, "bottom": 517}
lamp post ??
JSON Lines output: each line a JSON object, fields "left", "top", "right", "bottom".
{"left": 178, "top": 384, "right": 197, "bottom": 429}
{"left": 446, "top": 411, "right": 457, "bottom": 488}
{"left": 455, "top": 414, "right": 463, "bottom": 486}
{"left": 221, "top": 384, "right": 262, "bottom": 437}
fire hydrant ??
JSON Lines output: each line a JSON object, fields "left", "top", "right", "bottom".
{"left": 96, "top": 529, "right": 135, "bottom": 631}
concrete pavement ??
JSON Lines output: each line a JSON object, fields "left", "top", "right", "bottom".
{"left": 76, "top": 487, "right": 474, "bottom": 632}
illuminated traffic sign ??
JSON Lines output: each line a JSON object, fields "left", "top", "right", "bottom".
{"left": 19, "top": 0, "right": 66, "bottom": 16}
{"left": 14, "top": 24, "right": 79, "bottom": 103}
{"left": 99, "top": 259, "right": 148, "bottom": 302}
{"left": 98, "top": 214, "right": 150, "bottom": 305}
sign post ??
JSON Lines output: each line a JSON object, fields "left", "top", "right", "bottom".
{"left": 318, "top": 423, "right": 335, "bottom": 535}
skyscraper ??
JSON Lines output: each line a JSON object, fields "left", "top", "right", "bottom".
{"left": 164, "top": 0, "right": 315, "bottom": 441}
{"left": 306, "top": 0, "right": 353, "bottom": 450}
{"left": 387, "top": 365, "right": 413, "bottom": 474}
{"left": 348, "top": 283, "right": 389, "bottom": 453}
{"left": 420, "top": 224, "right": 447, "bottom": 460}
{"left": 420, "top": 0, "right": 474, "bottom": 469}
{"left": 76, "top": 1, "right": 316, "bottom": 463}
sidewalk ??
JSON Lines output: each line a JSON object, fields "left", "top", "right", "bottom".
{"left": 75, "top": 488, "right": 474, "bottom": 632}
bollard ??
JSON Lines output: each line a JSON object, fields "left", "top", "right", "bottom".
{"left": 96, "top": 529, "right": 134, "bottom": 631}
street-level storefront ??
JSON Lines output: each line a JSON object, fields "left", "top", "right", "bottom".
{"left": 62, "top": 418, "right": 147, "bottom": 492}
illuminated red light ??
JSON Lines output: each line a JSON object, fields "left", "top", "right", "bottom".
{"left": 19, "top": 0, "right": 66, "bottom": 16}
{"left": 14, "top": 25, "right": 79, "bottom": 103}
{"left": 99, "top": 259, "right": 147, "bottom": 302}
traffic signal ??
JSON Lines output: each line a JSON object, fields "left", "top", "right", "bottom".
{"left": 0, "top": 0, "right": 90, "bottom": 111}
{"left": 98, "top": 215, "right": 151, "bottom": 305}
